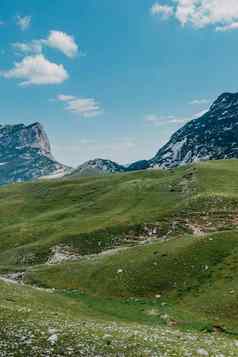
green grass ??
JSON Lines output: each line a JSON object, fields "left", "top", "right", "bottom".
{"left": 24, "top": 230, "right": 238, "bottom": 332}
{"left": 1, "top": 159, "right": 238, "bottom": 354}
{"left": 1, "top": 159, "right": 238, "bottom": 266}
{"left": 0, "top": 168, "right": 188, "bottom": 265}
{"left": 0, "top": 279, "right": 238, "bottom": 356}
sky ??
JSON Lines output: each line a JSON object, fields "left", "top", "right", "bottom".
{"left": 1, "top": 0, "right": 238, "bottom": 167}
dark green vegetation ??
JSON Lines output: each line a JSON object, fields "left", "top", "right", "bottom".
{"left": 2, "top": 159, "right": 238, "bottom": 355}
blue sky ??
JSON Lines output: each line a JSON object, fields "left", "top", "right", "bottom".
{"left": 1, "top": 0, "right": 238, "bottom": 167}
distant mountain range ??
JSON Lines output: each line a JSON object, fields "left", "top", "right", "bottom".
{"left": 2, "top": 92, "right": 238, "bottom": 184}
{"left": 71, "top": 92, "right": 238, "bottom": 176}
{"left": 70, "top": 158, "right": 125, "bottom": 177}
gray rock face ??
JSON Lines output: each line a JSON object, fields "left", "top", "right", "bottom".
{"left": 150, "top": 92, "right": 238, "bottom": 168}
{"left": 0, "top": 122, "right": 70, "bottom": 185}
{"left": 70, "top": 158, "right": 126, "bottom": 177}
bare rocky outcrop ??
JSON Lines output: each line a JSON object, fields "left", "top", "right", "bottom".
{"left": 47, "top": 245, "right": 81, "bottom": 264}
{"left": 0, "top": 122, "right": 71, "bottom": 184}
{"left": 150, "top": 92, "right": 238, "bottom": 168}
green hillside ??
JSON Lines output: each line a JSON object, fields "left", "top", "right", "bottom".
{"left": 1, "top": 278, "right": 237, "bottom": 356}
{"left": 1, "top": 159, "right": 238, "bottom": 355}
{"left": 25, "top": 230, "right": 238, "bottom": 333}
{"left": 0, "top": 159, "right": 238, "bottom": 267}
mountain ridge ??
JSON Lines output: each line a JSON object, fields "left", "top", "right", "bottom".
{"left": 150, "top": 91, "right": 238, "bottom": 168}
{"left": 70, "top": 91, "right": 238, "bottom": 176}
{"left": 3, "top": 91, "right": 238, "bottom": 183}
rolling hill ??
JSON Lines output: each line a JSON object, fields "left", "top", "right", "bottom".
{"left": 1, "top": 159, "right": 238, "bottom": 267}
{"left": 1, "top": 159, "right": 238, "bottom": 355}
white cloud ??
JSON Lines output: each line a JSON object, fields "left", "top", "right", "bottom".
{"left": 145, "top": 114, "right": 189, "bottom": 126}
{"left": 176, "top": 0, "right": 238, "bottom": 28}
{"left": 57, "top": 94, "right": 102, "bottom": 118}
{"left": 12, "top": 41, "right": 43, "bottom": 55}
{"left": 1, "top": 54, "right": 68, "bottom": 86}
{"left": 150, "top": 3, "right": 174, "bottom": 18}
{"left": 145, "top": 109, "right": 209, "bottom": 126}
{"left": 57, "top": 94, "right": 76, "bottom": 102}
{"left": 12, "top": 31, "right": 79, "bottom": 58}
{"left": 44, "top": 31, "right": 78, "bottom": 58}
{"left": 151, "top": 1, "right": 238, "bottom": 31}
{"left": 190, "top": 98, "right": 210, "bottom": 105}
{"left": 16, "top": 15, "right": 31, "bottom": 31}
{"left": 216, "top": 21, "right": 238, "bottom": 31}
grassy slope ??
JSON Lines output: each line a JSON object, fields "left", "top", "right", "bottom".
{"left": 1, "top": 280, "right": 237, "bottom": 356}
{"left": 1, "top": 159, "right": 238, "bottom": 266}
{"left": 1, "top": 159, "right": 238, "bottom": 354}
{"left": 25, "top": 230, "right": 238, "bottom": 332}
{"left": 0, "top": 165, "right": 189, "bottom": 265}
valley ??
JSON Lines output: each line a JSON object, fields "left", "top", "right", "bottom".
{"left": 1, "top": 160, "right": 238, "bottom": 355}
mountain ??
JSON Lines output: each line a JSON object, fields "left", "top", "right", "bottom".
{"left": 150, "top": 92, "right": 238, "bottom": 168}
{"left": 70, "top": 159, "right": 152, "bottom": 177}
{"left": 0, "top": 122, "right": 70, "bottom": 185}
{"left": 126, "top": 160, "right": 151, "bottom": 171}
{"left": 69, "top": 92, "right": 238, "bottom": 176}
{"left": 70, "top": 158, "right": 126, "bottom": 177}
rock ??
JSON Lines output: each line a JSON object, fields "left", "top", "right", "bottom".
{"left": 196, "top": 348, "right": 209, "bottom": 356}
{"left": 0, "top": 122, "right": 71, "bottom": 185}
{"left": 150, "top": 92, "right": 238, "bottom": 168}
{"left": 48, "top": 334, "right": 58, "bottom": 345}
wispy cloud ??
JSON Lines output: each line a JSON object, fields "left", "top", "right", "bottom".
{"left": 150, "top": 3, "right": 174, "bottom": 19}
{"left": 1, "top": 54, "right": 68, "bottom": 86}
{"left": 189, "top": 98, "right": 210, "bottom": 105}
{"left": 145, "top": 114, "right": 189, "bottom": 126}
{"left": 145, "top": 109, "right": 208, "bottom": 126}
{"left": 12, "top": 31, "right": 79, "bottom": 58}
{"left": 57, "top": 94, "right": 102, "bottom": 118}
{"left": 151, "top": 1, "right": 238, "bottom": 31}
{"left": 12, "top": 41, "right": 43, "bottom": 55}
{"left": 16, "top": 15, "right": 31, "bottom": 31}
{"left": 216, "top": 22, "right": 238, "bottom": 32}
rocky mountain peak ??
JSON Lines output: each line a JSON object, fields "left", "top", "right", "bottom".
{"left": 149, "top": 92, "right": 238, "bottom": 169}
{"left": 0, "top": 122, "right": 70, "bottom": 185}
{"left": 23, "top": 122, "right": 54, "bottom": 160}
{"left": 0, "top": 122, "right": 53, "bottom": 158}
{"left": 210, "top": 92, "right": 238, "bottom": 113}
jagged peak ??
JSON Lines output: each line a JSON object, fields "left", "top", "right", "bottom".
{"left": 27, "top": 122, "right": 43, "bottom": 129}
{"left": 210, "top": 92, "right": 238, "bottom": 111}
{"left": 0, "top": 121, "right": 70, "bottom": 185}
